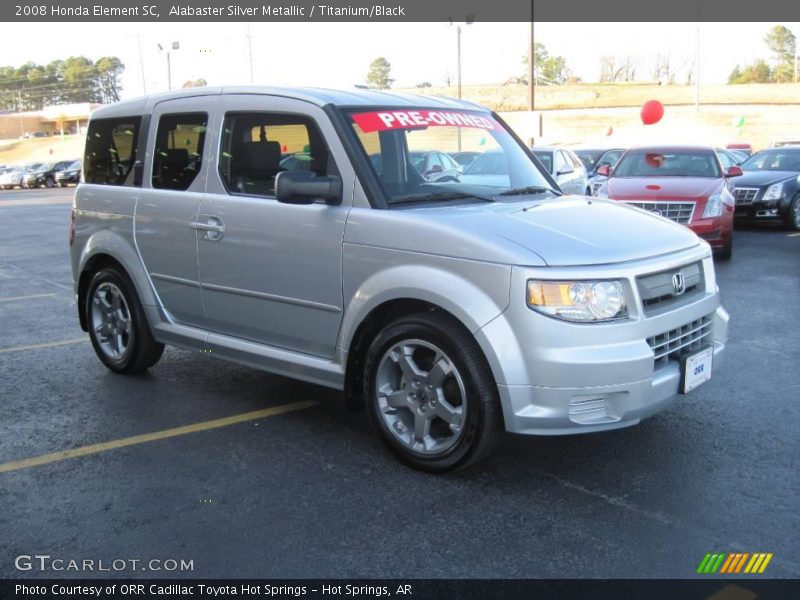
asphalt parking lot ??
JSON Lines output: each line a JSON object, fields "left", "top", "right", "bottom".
{"left": 0, "top": 187, "right": 798, "bottom": 579}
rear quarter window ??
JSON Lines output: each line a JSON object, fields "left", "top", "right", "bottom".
{"left": 84, "top": 117, "right": 141, "bottom": 186}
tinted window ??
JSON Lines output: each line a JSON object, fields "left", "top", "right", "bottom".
{"left": 220, "top": 112, "right": 334, "bottom": 197}
{"left": 152, "top": 113, "right": 207, "bottom": 191}
{"left": 532, "top": 151, "right": 553, "bottom": 172}
{"left": 741, "top": 149, "right": 800, "bottom": 172}
{"left": 84, "top": 117, "right": 141, "bottom": 186}
{"left": 614, "top": 150, "right": 722, "bottom": 178}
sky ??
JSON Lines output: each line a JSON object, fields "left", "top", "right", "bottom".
{"left": 0, "top": 22, "right": 796, "bottom": 98}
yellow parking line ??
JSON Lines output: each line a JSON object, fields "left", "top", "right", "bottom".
{"left": 0, "top": 293, "right": 57, "bottom": 303}
{"left": 0, "top": 400, "right": 317, "bottom": 475}
{"left": 0, "top": 338, "right": 89, "bottom": 354}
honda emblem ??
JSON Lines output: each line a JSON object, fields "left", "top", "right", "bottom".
{"left": 672, "top": 272, "right": 686, "bottom": 295}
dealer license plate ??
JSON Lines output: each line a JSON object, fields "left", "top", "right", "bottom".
{"left": 681, "top": 346, "right": 713, "bottom": 394}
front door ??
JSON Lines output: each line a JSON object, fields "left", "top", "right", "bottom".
{"left": 197, "top": 95, "right": 352, "bottom": 358}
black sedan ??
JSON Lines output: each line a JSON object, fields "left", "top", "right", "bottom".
{"left": 24, "top": 160, "right": 74, "bottom": 188}
{"left": 55, "top": 160, "right": 82, "bottom": 187}
{"left": 733, "top": 147, "right": 800, "bottom": 230}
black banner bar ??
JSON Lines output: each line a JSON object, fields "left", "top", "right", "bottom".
{"left": 2, "top": 580, "right": 800, "bottom": 600}
{"left": 4, "top": 0, "right": 800, "bottom": 22}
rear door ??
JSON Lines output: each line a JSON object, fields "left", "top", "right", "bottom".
{"left": 134, "top": 96, "right": 216, "bottom": 327}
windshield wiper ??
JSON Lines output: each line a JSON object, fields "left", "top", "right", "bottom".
{"left": 390, "top": 191, "right": 496, "bottom": 205}
{"left": 498, "top": 185, "right": 562, "bottom": 197}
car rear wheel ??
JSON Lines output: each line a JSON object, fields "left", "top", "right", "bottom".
{"left": 363, "top": 311, "right": 503, "bottom": 472}
{"left": 86, "top": 267, "right": 164, "bottom": 374}
{"left": 785, "top": 195, "right": 800, "bottom": 231}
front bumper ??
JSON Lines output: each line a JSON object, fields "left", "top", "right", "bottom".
{"left": 475, "top": 245, "right": 728, "bottom": 435}
{"left": 734, "top": 201, "right": 784, "bottom": 220}
{"left": 497, "top": 317, "right": 726, "bottom": 435}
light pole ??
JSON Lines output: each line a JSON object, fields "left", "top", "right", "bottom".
{"left": 158, "top": 42, "right": 179, "bottom": 91}
{"left": 695, "top": 24, "right": 700, "bottom": 111}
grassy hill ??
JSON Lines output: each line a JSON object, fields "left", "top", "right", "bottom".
{"left": 397, "top": 82, "right": 800, "bottom": 112}
{"left": 0, "top": 136, "right": 83, "bottom": 167}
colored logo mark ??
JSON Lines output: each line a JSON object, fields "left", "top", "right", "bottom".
{"left": 696, "top": 552, "right": 773, "bottom": 574}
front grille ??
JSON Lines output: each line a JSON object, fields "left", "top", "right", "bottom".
{"left": 623, "top": 201, "right": 695, "bottom": 224}
{"left": 647, "top": 314, "right": 714, "bottom": 369}
{"left": 733, "top": 187, "right": 759, "bottom": 205}
{"left": 637, "top": 261, "right": 704, "bottom": 316}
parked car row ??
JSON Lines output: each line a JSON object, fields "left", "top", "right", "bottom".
{"left": 0, "top": 159, "right": 80, "bottom": 189}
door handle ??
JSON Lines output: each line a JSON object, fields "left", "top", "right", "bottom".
{"left": 190, "top": 216, "right": 225, "bottom": 241}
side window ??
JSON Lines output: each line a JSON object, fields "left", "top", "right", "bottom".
{"left": 152, "top": 113, "right": 208, "bottom": 191}
{"left": 554, "top": 151, "right": 569, "bottom": 174}
{"left": 569, "top": 152, "right": 583, "bottom": 170}
{"left": 219, "top": 112, "right": 335, "bottom": 197}
{"left": 426, "top": 153, "right": 444, "bottom": 173}
{"left": 84, "top": 117, "right": 141, "bottom": 186}
{"left": 717, "top": 152, "right": 733, "bottom": 169}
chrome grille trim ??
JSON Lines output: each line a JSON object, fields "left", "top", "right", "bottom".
{"left": 623, "top": 201, "right": 695, "bottom": 225}
{"left": 733, "top": 187, "right": 759, "bottom": 205}
{"left": 647, "top": 314, "right": 714, "bottom": 366}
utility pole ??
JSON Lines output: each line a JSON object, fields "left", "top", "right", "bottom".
{"left": 247, "top": 25, "right": 254, "bottom": 84}
{"left": 135, "top": 34, "right": 147, "bottom": 94}
{"left": 18, "top": 90, "right": 24, "bottom": 137}
{"left": 457, "top": 25, "right": 462, "bottom": 100}
{"left": 527, "top": 21, "right": 534, "bottom": 111}
{"left": 694, "top": 24, "right": 700, "bottom": 111}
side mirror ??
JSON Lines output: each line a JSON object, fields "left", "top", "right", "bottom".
{"left": 275, "top": 170, "right": 342, "bottom": 205}
{"left": 596, "top": 164, "right": 611, "bottom": 177}
{"left": 725, "top": 165, "right": 743, "bottom": 178}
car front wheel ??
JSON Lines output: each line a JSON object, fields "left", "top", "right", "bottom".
{"left": 86, "top": 267, "right": 164, "bottom": 374}
{"left": 363, "top": 311, "right": 503, "bottom": 472}
{"left": 785, "top": 194, "right": 800, "bottom": 231}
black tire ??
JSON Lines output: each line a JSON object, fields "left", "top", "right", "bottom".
{"left": 59, "top": 183, "right": 67, "bottom": 188}
{"left": 85, "top": 267, "right": 164, "bottom": 374}
{"left": 363, "top": 311, "right": 503, "bottom": 472}
{"left": 45, "top": 176, "right": 55, "bottom": 188}
{"left": 715, "top": 235, "right": 733, "bottom": 261}
{"left": 585, "top": 186, "right": 592, "bottom": 196}
{"left": 784, "top": 195, "right": 800, "bottom": 231}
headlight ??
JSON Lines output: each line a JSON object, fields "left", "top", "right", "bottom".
{"left": 702, "top": 193, "right": 722, "bottom": 218}
{"left": 763, "top": 182, "right": 783, "bottom": 202}
{"left": 527, "top": 280, "right": 628, "bottom": 322}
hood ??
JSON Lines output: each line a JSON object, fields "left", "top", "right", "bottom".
{"left": 607, "top": 177, "right": 721, "bottom": 201}
{"left": 408, "top": 196, "right": 701, "bottom": 267}
{"left": 735, "top": 170, "right": 798, "bottom": 188}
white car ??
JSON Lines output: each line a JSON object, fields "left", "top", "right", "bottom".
{"left": 531, "top": 147, "right": 590, "bottom": 196}
{"left": 0, "top": 167, "right": 25, "bottom": 189}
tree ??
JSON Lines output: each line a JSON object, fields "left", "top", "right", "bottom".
{"left": 95, "top": 56, "right": 124, "bottom": 103}
{"left": 728, "top": 60, "right": 772, "bottom": 84}
{"left": 599, "top": 55, "right": 638, "bottom": 82}
{"left": 521, "top": 43, "right": 571, "bottom": 85}
{"left": 764, "top": 25, "right": 796, "bottom": 81}
{"left": 366, "top": 57, "right": 393, "bottom": 90}
{"left": 182, "top": 78, "right": 207, "bottom": 88}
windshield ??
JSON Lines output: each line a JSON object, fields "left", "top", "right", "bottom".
{"left": 67, "top": 160, "right": 81, "bottom": 170}
{"left": 531, "top": 151, "right": 553, "bottom": 172}
{"left": 28, "top": 163, "right": 45, "bottom": 171}
{"left": 345, "top": 108, "right": 553, "bottom": 205}
{"left": 741, "top": 149, "right": 800, "bottom": 172}
{"left": 613, "top": 150, "right": 721, "bottom": 178}
{"left": 575, "top": 149, "right": 605, "bottom": 171}
{"left": 597, "top": 149, "right": 625, "bottom": 167}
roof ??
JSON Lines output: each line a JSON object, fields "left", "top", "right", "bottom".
{"left": 625, "top": 145, "right": 717, "bottom": 153}
{"left": 91, "top": 86, "right": 487, "bottom": 120}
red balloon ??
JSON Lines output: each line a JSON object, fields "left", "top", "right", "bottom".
{"left": 606, "top": 126, "right": 614, "bottom": 136}
{"left": 640, "top": 100, "right": 664, "bottom": 125}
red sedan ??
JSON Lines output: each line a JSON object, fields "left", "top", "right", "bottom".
{"left": 595, "top": 146, "right": 740, "bottom": 259}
